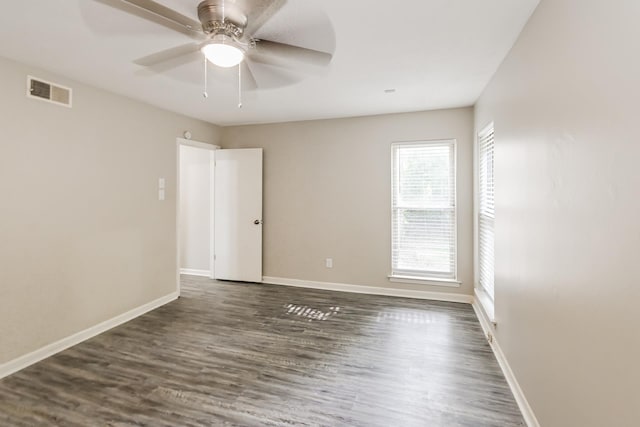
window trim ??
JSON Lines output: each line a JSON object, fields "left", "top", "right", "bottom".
{"left": 389, "top": 139, "right": 458, "bottom": 284}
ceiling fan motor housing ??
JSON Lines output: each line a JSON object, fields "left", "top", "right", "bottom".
{"left": 197, "top": 0, "right": 247, "bottom": 37}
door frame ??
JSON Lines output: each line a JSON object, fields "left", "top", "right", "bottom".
{"left": 176, "top": 138, "right": 220, "bottom": 295}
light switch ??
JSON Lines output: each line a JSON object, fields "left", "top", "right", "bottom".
{"left": 158, "top": 189, "right": 165, "bottom": 201}
{"left": 158, "top": 178, "right": 165, "bottom": 189}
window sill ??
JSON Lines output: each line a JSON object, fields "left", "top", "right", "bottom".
{"left": 388, "top": 275, "right": 461, "bottom": 288}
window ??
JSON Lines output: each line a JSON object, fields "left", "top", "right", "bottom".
{"left": 478, "top": 124, "right": 495, "bottom": 300}
{"left": 391, "top": 140, "right": 456, "bottom": 281}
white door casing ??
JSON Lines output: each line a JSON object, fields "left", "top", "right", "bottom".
{"left": 176, "top": 138, "right": 219, "bottom": 294}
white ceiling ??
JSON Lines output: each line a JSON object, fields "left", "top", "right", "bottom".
{"left": 0, "top": 0, "right": 539, "bottom": 126}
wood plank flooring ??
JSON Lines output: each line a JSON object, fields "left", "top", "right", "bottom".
{"left": 0, "top": 276, "right": 525, "bottom": 426}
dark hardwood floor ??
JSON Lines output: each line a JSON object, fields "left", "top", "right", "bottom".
{"left": 0, "top": 275, "right": 524, "bottom": 426}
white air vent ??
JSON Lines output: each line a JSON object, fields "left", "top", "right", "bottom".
{"left": 27, "top": 76, "right": 72, "bottom": 107}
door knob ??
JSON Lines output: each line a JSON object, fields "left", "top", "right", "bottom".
{"left": 254, "top": 219, "right": 262, "bottom": 225}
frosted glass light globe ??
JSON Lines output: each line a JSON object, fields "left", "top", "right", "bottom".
{"left": 201, "top": 39, "right": 244, "bottom": 68}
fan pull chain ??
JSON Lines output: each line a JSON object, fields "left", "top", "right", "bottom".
{"left": 238, "top": 64, "right": 243, "bottom": 109}
{"left": 203, "top": 56, "right": 209, "bottom": 99}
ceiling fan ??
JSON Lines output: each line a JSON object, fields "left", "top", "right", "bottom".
{"left": 98, "top": 0, "right": 334, "bottom": 98}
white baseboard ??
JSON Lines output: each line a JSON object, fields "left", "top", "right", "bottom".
{"left": 0, "top": 291, "right": 179, "bottom": 380}
{"left": 472, "top": 297, "right": 540, "bottom": 427}
{"left": 180, "top": 268, "right": 211, "bottom": 277}
{"left": 261, "top": 276, "right": 473, "bottom": 304}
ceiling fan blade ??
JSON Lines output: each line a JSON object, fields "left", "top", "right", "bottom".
{"left": 135, "top": 47, "right": 203, "bottom": 76}
{"left": 243, "top": 59, "right": 305, "bottom": 89}
{"left": 134, "top": 43, "right": 202, "bottom": 67}
{"left": 247, "top": 53, "right": 323, "bottom": 76}
{"left": 242, "top": 61, "right": 259, "bottom": 91}
{"left": 251, "top": 40, "right": 332, "bottom": 67}
{"left": 95, "top": 0, "right": 204, "bottom": 39}
{"left": 120, "top": 0, "right": 202, "bottom": 31}
{"left": 243, "top": 0, "right": 287, "bottom": 37}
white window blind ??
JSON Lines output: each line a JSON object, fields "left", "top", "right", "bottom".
{"left": 391, "top": 140, "right": 456, "bottom": 280}
{"left": 478, "top": 125, "right": 495, "bottom": 299}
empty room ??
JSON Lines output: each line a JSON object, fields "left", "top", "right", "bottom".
{"left": 0, "top": 1, "right": 638, "bottom": 426}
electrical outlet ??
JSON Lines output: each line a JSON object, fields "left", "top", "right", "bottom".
{"left": 325, "top": 258, "right": 333, "bottom": 268}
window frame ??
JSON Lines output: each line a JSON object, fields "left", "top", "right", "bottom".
{"left": 389, "top": 139, "right": 458, "bottom": 284}
{"left": 475, "top": 122, "right": 496, "bottom": 319}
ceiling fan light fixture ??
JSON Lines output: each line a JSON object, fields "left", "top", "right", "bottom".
{"left": 201, "top": 35, "right": 244, "bottom": 68}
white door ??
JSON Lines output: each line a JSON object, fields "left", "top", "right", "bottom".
{"left": 214, "top": 148, "right": 263, "bottom": 282}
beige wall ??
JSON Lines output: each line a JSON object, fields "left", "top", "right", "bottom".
{"left": 222, "top": 108, "right": 474, "bottom": 295}
{"left": 0, "top": 56, "right": 220, "bottom": 364}
{"left": 474, "top": 0, "right": 640, "bottom": 426}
